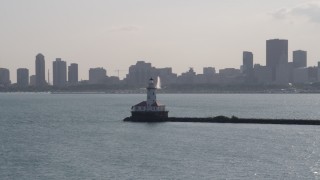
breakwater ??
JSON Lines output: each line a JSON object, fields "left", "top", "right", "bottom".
{"left": 123, "top": 116, "right": 320, "bottom": 125}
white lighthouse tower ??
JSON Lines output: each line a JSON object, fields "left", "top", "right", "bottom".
{"left": 131, "top": 78, "right": 168, "bottom": 120}
{"left": 146, "top": 78, "right": 157, "bottom": 110}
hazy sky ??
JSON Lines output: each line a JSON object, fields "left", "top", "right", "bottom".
{"left": 1, "top": 0, "right": 320, "bottom": 82}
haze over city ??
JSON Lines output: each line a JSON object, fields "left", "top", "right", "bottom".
{"left": 1, "top": 0, "right": 320, "bottom": 82}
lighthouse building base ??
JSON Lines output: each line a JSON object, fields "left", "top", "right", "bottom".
{"left": 130, "top": 111, "right": 169, "bottom": 121}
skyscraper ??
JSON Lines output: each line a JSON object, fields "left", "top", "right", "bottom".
{"left": 17, "top": 68, "right": 29, "bottom": 87}
{"left": 53, "top": 58, "right": 67, "bottom": 87}
{"left": 266, "top": 39, "right": 288, "bottom": 81}
{"left": 243, "top": 51, "right": 253, "bottom": 73}
{"left": 0, "top": 68, "right": 11, "bottom": 86}
{"left": 68, "top": 63, "right": 78, "bottom": 84}
{"left": 243, "top": 51, "right": 254, "bottom": 83}
{"left": 293, "top": 50, "right": 307, "bottom": 68}
{"left": 35, "top": 53, "right": 46, "bottom": 87}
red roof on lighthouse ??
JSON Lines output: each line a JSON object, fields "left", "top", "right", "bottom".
{"left": 151, "top": 101, "right": 163, "bottom": 107}
{"left": 133, "top": 101, "right": 164, "bottom": 107}
{"left": 133, "top": 101, "right": 147, "bottom": 107}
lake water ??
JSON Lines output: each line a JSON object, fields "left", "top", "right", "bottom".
{"left": 1, "top": 93, "right": 320, "bottom": 179}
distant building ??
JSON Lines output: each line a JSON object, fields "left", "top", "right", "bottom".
{"left": 275, "top": 63, "right": 292, "bottom": 85}
{"left": 157, "top": 67, "right": 177, "bottom": 86}
{"left": 317, "top": 62, "right": 320, "bottom": 82}
{"left": 17, "top": 68, "right": 29, "bottom": 87}
{"left": 124, "top": 61, "right": 177, "bottom": 86}
{"left": 35, "top": 53, "right": 46, "bottom": 87}
{"left": 293, "top": 68, "right": 308, "bottom": 84}
{"left": 266, "top": 39, "right": 288, "bottom": 81}
{"left": 68, "top": 63, "right": 78, "bottom": 84}
{"left": 219, "top": 68, "right": 243, "bottom": 84}
{"left": 253, "top": 64, "right": 272, "bottom": 84}
{"left": 125, "top": 61, "right": 157, "bottom": 86}
{"left": 308, "top": 66, "right": 318, "bottom": 83}
{"left": 30, "top": 75, "right": 36, "bottom": 86}
{"left": 243, "top": 51, "right": 253, "bottom": 72}
{"left": 194, "top": 74, "right": 208, "bottom": 84}
{"left": 105, "top": 76, "right": 120, "bottom": 85}
{"left": 89, "top": 67, "right": 107, "bottom": 84}
{"left": 219, "top": 68, "right": 241, "bottom": 77}
{"left": 242, "top": 51, "right": 254, "bottom": 82}
{"left": 0, "top": 68, "right": 11, "bottom": 86}
{"left": 201, "top": 67, "right": 217, "bottom": 84}
{"left": 293, "top": 50, "right": 307, "bottom": 68}
{"left": 53, "top": 58, "right": 67, "bottom": 87}
{"left": 176, "top": 68, "right": 196, "bottom": 84}
{"left": 203, "top": 67, "right": 216, "bottom": 76}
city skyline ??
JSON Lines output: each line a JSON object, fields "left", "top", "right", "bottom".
{"left": 1, "top": 0, "right": 320, "bottom": 82}
{"left": 1, "top": 37, "right": 320, "bottom": 84}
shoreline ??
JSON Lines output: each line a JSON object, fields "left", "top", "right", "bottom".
{"left": 1, "top": 91, "right": 320, "bottom": 94}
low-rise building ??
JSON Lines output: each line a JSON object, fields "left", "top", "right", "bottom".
{"left": 89, "top": 67, "right": 107, "bottom": 84}
{"left": 293, "top": 68, "right": 308, "bottom": 84}
{"left": 253, "top": 64, "right": 272, "bottom": 84}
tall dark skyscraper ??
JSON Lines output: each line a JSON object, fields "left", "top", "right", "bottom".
{"left": 35, "top": 53, "right": 46, "bottom": 87}
{"left": 53, "top": 58, "right": 67, "bottom": 87}
{"left": 0, "top": 68, "right": 11, "bottom": 86}
{"left": 243, "top": 51, "right": 254, "bottom": 82}
{"left": 243, "top": 51, "right": 253, "bottom": 71}
{"left": 293, "top": 50, "right": 307, "bottom": 68}
{"left": 266, "top": 39, "right": 288, "bottom": 81}
{"left": 17, "top": 68, "right": 29, "bottom": 87}
{"left": 68, "top": 63, "right": 78, "bottom": 84}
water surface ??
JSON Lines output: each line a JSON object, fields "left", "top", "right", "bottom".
{"left": 0, "top": 93, "right": 320, "bottom": 179}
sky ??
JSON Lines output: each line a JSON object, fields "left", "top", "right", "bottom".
{"left": 1, "top": 0, "right": 320, "bottom": 83}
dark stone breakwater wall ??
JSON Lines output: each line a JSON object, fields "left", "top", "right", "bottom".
{"left": 123, "top": 116, "right": 320, "bottom": 125}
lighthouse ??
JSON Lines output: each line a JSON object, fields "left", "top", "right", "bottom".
{"left": 147, "top": 78, "right": 156, "bottom": 110}
{"left": 131, "top": 78, "right": 168, "bottom": 120}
